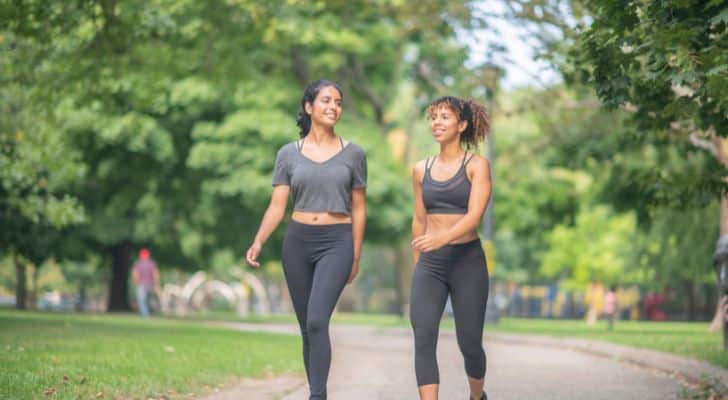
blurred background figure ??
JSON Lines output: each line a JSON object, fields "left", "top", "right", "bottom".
{"left": 132, "top": 248, "right": 160, "bottom": 318}
{"left": 603, "top": 285, "right": 618, "bottom": 330}
{"left": 584, "top": 281, "right": 604, "bottom": 326}
{"left": 645, "top": 291, "right": 667, "bottom": 322}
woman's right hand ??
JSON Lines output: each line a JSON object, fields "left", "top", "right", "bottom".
{"left": 245, "top": 242, "right": 262, "bottom": 268}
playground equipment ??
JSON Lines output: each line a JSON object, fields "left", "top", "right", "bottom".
{"left": 160, "top": 267, "right": 270, "bottom": 316}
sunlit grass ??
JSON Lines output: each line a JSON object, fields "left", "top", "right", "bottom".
{"left": 0, "top": 310, "right": 302, "bottom": 400}
{"left": 489, "top": 318, "right": 728, "bottom": 368}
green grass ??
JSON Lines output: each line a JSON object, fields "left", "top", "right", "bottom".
{"left": 487, "top": 318, "right": 728, "bottom": 369}
{"left": 0, "top": 310, "right": 302, "bottom": 400}
{"left": 187, "top": 311, "right": 728, "bottom": 369}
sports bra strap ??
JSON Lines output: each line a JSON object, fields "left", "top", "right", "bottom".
{"left": 425, "top": 156, "right": 435, "bottom": 171}
{"left": 339, "top": 136, "right": 344, "bottom": 150}
{"left": 463, "top": 152, "right": 475, "bottom": 166}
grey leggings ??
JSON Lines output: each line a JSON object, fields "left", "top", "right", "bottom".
{"left": 282, "top": 220, "right": 353, "bottom": 400}
{"left": 409, "top": 239, "right": 489, "bottom": 386}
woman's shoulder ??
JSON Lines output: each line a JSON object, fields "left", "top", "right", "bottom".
{"left": 466, "top": 153, "right": 491, "bottom": 169}
{"left": 343, "top": 140, "right": 367, "bottom": 160}
{"left": 412, "top": 158, "right": 429, "bottom": 176}
{"left": 277, "top": 141, "right": 299, "bottom": 155}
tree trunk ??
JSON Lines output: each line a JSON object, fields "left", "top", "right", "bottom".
{"left": 107, "top": 241, "right": 132, "bottom": 311}
{"left": 76, "top": 280, "right": 87, "bottom": 312}
{"left": 689, "top": 131, "right": 727, "bottom": 330}
{"left": 29, "top": 264, "right": 39, "bottom": 310}
{"left": 709, "top": 194, "right": 728, "bottom": 331}
{"left": 716, "top": 136, "right": 728, "bottom": 347}
{"left": 14, "top": 255, "right": 26, "bottom": 310}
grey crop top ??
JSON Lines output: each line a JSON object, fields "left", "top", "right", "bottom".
{"left": 272, "top": 138, "right": 367, "bottom": 215}
{"left": 422, "top": 153, "right": 473, "bottom": 214}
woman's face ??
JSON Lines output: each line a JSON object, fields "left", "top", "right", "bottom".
{"left": 306, "top": 86, "right": 342, "bottom": 129}
{"left": 429, "top": 105, "right": 467, "bottom": 145}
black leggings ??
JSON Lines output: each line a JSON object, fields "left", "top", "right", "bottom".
{"left": 282, "top": 220, "right": 353, "bottom": 400}
{"left": 409, "top": 239, "right": 490, "bottom": 386}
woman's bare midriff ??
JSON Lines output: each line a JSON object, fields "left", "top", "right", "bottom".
{"left": 425, "top": 213, "right": 479, "bottom": 244}
{"left": 292, "top": 211, "right": 352, "bottom": 225}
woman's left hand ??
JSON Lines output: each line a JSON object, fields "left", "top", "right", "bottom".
{"left": 411, "top": 234, "right": 449, "bottom": 253}
{"left": 347, "top": 260, "right": 359, "bottom": 284}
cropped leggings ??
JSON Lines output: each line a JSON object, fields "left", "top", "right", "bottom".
{"left": 282, "top": 220, "right": 353, "bottom": 400}
{"left": 409, "top": 239, "right": 490, "bottom": 386}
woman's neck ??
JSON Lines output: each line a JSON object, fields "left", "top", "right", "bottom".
{"left": 306, "top": 125, "right": 337, "bottom": 145}
{"left": 439, "top": 139, "right": 465, "bottom": 162}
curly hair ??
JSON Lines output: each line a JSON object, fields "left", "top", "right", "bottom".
{"left": 426, "top": 96, "right": 490, "bottom": 149}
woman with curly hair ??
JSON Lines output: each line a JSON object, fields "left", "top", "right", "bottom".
{"left": 410, "top": 96, "right": 492, "bottom": 400}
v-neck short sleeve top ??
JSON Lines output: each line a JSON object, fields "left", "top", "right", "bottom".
{"left": 272, "top": 140, "right": 367, "bottom": 215}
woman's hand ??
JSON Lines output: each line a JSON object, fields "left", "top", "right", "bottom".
{"left": 245, "top": 242, "right": 262, "bottom": 268}
{"left": 411, "top": 233, "right": 449, "bottom": 253}
{"left": 347, "top": 259, "right": 359, "bottom": 284}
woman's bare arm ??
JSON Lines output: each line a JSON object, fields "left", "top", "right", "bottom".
{"left": 246, "top": 185, "right": 290, "bottom": 267}
{"left": 349, "top": 187, "right": 367, "bottom": 283}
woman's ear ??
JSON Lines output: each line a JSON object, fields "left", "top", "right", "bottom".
{"left": 304, "top": 101, "right": 313, "bottom": 115}
{"left": 459, "top": 119, "right": 468, "bottom": 134}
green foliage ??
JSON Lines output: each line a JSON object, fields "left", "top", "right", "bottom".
{"left": 635, "top": 202, "right": 719, "bottom": 292}
{"left": 570, "top": 0, "right": 728, "bottom": 197}
{"left": 679, "top": 376, "right": 728, "bottom": 400}
{"left": 541, "top": 205, "right": 637, "bottom": 288}
{"left": 1, "top": 0, "right": 489, "bottom": 309}
{"left": 0, "top": 85, "right": 85, "bottom": 264}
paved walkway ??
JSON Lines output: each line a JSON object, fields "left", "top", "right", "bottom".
{"left": 201, "top": 323, "right": 727, "bottom": 400}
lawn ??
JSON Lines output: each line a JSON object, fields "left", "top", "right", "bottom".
{"left": 489, "top": 318, "right": 728, "bottom": 369}
{"left": 0, "top": 310, "right": 302, "bottom": 400}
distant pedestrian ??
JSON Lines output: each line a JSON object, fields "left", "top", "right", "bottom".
{"left": 585, "top": 280, "right": 604, "bottom": 326}
{"left": 132, "top": 248, "right": 160, "bottom": 318}
{"left": 604, "top": 285, "right": 618, "bottom": 330}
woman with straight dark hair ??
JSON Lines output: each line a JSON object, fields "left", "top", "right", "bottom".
{"left": 245, "top": 79, "right": 367, "bottom": 400}
{"left": 410, "top": 96, "right": 492, "bottom": 400}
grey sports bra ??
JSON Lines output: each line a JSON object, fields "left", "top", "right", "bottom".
{"left": 422, "top": 153, "right": 473, "bottom": 214}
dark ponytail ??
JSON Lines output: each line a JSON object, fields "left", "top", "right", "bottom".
{"left": 296, "top": 79, "right": 343, "bottom": 138}
{"left": 426, "top": 96, "right": 490, "bottom": 149}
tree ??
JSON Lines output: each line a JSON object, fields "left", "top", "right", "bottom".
{"left": 568, "top": 0, "right": 728, "bottom": 329}
{"left": 541, "top": 205, "right": 637, "bottom": 289}
{"left": 0, "top": 84, "right": 85, "bottom": 309}
{"left": 3, "top": 0, "right": 492, "bottom": 312}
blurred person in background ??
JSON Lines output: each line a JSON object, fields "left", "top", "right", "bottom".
{"left": 132, "top": 248, "right": 160, "bottom": 318}
{"left": 603, "top": 284, "right": 618, "bottom": 330}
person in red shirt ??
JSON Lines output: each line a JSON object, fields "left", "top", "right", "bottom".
{"left": 132, "top": 248, "right": 160, "bottom": 318}
{"left": 603, "top": 285, "right": 618, "bottom": 330}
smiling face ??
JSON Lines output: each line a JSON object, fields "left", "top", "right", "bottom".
{"left": 305, "top": 85, "right": 342, "bottom": 129}
{"left": 428, "top": 104, "right": 467, "bottom": 145}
